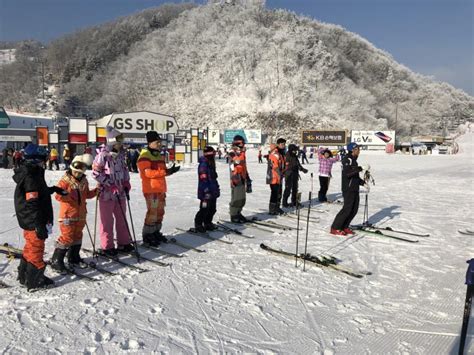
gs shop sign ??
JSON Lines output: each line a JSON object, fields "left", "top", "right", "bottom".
{"left": 109, "top": 111, "right": 178, "bottom": 134}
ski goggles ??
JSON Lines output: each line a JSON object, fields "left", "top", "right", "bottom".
{"left": 71, "top": 161, "right": 87, "bottom": 171}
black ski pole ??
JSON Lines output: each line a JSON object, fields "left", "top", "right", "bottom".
{"left": 84, "top": 221, "right": 96, "bottom": 257}
{"left": 459, "top": 258, "right": 474, "bottom": 355}
{"left": 303, "top": 191, "right": 312, "bottom": 272}
{"left": 125, "top": 191, "right": 139, "bottom": 258}
{"left": 116, "top": 194, "right": 140, "bottom": 263}
{"left": 295, "top": 192, "right": 302, "bottom": 268}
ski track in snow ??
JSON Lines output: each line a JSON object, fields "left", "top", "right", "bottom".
{"left": 0, "top": 131, "right": 473, "bottom": 353}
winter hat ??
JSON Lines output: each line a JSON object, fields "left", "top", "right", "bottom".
{"left": 24, "top": 144, "right": 48, "bottom": 163}
{"left": 347, "top": 142, "right": 359, "bottom": 152}
{"left": 146, "top": 131, "right": 161, "bottom": 144}
{"left": 106, "top": 126, "right": 124, "bottom": 144}
{"left": 232, "top": 135, "right": 245, "bottom": 148}
{"left": 203, "top": 146, "right": 216, "bottom": 156}
{"left": 71, "top": 153, "right": 93, "bottom": 173}
{"left": 276, "top": 138, "right": 286, "bottom": 144}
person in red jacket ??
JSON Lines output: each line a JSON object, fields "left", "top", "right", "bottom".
{"left": 50, "top": 154, "right": 97, "bottom": 273}
{"left": 13, "top": 144, "right": 67, "bottom": 290}
{"left": 266, "top": 140, "right": 286, "bottom": 215}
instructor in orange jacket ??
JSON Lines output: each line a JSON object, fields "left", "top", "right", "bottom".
{"left": 137, "top": 131, "right": 180, "bottom": 246}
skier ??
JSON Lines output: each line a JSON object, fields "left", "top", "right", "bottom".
{"left": 193, "top": 146, "right": 220, "bottom": 232}
{"left": 282, "top": 144, "right": 308, "bottom": 207}
{"left": 317, "top": 147, "right": 340, "bottom": 202}
{"left": 330, "top": 142, "right": 370, "bottom": 236}
{"left": 50, "top": 153, "right": 97, "bottom": 272}
{"left": 300, "top": 147, "right": 309, "bottom": 164}
{"left": 137, "top": 131, "right": 180, "bottom": 246}
{"left": 92, "top": 126, "right": 133, "bottom": 256}
{"left": 62, "top": 144, "right": 71, "bottom": 170}
{"left": 266, "top": 143, "right": 285, "bottom": 215}
{"left": 258, "top": 147, "right": 263, "bottom": 163}
{"left": 13, "top": 143, "right": 67, "bottom": 290}
{"left": 48, "top": 146, "right": 60, "bottom": 170}
{"left": 228, "top": 135, "right": 252, "bottom": 223}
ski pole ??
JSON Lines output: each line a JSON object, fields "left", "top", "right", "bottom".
{"left": 310, "top": 173, "right": 314, "bottom": 206}
{"left": 295, "top": 193, "right": 301, "bottom": 268}
{"left": 459, "top": 259, "right": 474, "bottom": 355}
{"left": 116, "top": 194, "right": 140, "bottom": 263}
{"left": 93, "top": 191, "right": 99, "bottom": 259}
{"left": 125, "top": 191, "right": 139, "bottom": 258}
{"left": 84, "top": 221, "right": 96, "bottom": 256}
{"left": 303, "top": 191, "right": 312, "bottom": 272}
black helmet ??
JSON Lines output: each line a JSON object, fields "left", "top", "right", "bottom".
{"left": 203, "top": 146, "right": 216, "bottom": 156}
{"left": 233, "top": 135, "right": 245, "bottom": 147}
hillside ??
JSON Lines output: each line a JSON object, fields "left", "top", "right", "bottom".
{"left": 1, "top": 2, "right": 472, "bottom": 139}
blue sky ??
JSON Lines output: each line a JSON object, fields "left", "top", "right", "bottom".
{"left": 0, "top": 0, "right": 472, "bottom": 94}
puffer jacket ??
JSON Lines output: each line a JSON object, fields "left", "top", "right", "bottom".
{"left": 137, "top": 147, "right": 167, "bottom": 194}
{"left": 197, "top": 155, "right": 220, "bottom": 200}
{"left": 55, "top": 171, "right": 97, "bottom": 223}
{"left": 92, "top": 145, "right": 130, "bottom": 201}
{"left": 13, "top": 163, "right": 53, "bottom": 230}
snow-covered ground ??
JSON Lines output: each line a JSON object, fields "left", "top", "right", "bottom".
{"left": 0, "top": 131, "right": 473, "bottom": 354}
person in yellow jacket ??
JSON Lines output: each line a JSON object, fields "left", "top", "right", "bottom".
{"left": 48, "top": 146, "right": 60, "bottom": 170}
{"left": 137, "top": 131, "right": 180, "bottom": 246}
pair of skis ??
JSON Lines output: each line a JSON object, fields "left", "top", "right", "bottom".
{"left": 351, "top": 224, "right": 429, "bottom": 243}
{"left": 260, "top": 243, "right": 370, "bottom": 278}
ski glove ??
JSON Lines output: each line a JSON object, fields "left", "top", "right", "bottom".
{"left": 35, "top": 225, "right": 49, "bottom": 240}
{"left": 110, "top": 184, "right": 120, "bottom": 195}
{"left": 49, "top": 186, "right": 68, "bottom": 196}
{"left": 301, "top": 168, "right": 308, "bottom": 174}
{"left": 123, "top": 181, "right": 131, "bottom": 193}
{"left": 246, "top": 179, "right": 253, "bottom": 193}
{"left": 166, "top": 164, "right": 181, "bottom": 176}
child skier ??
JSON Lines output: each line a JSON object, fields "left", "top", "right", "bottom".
{"left": 137, "top": 131, "right": 180, "bottom": 246}
{"left": 282, "top": 144, "right": 308, "bottom": 207}
{"left": 92, "top": 126, "right": 133, "bottom": 256}
{"left": 228, "top": 135, "right": 252, "bottom": 223}
{"left": 266, "top": 143, "right": 285, "bottom": 215}
{"left": 193, "top": 146, "right": 220, "bottom": 232}
{"left": 50, "top": 154, "right": 97, "bottom": 272}
{"left": 318, "top": 147, "right": 340, "bottom": 202}
{"left": 13, "top": 143, "right": 67, "bottom": 290}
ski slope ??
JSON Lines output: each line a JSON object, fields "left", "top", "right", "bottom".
{"left": 0, "top": 132, "right": 473, "bottom": 354}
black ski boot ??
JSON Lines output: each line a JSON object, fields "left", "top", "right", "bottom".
{"left": 269, "top": 203, "right": 278, "bottom": 215}
{"left": 98, "top": 248, "right": 118, "bottom": 258}
{"left": 117, "top": 243, "right": 136, "bottom": 253}
{"left": 50, "top": 248, "right": 69, "bottom": 273}
{"left": 25, "top": 262, "right": 54, "bottom": 291}
{"left": 143, "top": 233, "right": 160, "bottom": 247}
{"left": 153, "top": 231, "right": 168, "bottom": 244}
{"left": 204, "top": 222, "right": 218, "bottom": 231}
{"left": 230, "top": 215, "right": 242, "bottom": 224}
{"left": 67, "top": 244, "right": 88, "bottom": 269}
{"left": 192, "top": 225, "right": 207, "bottom": 233}
{"left": 238, "top": 213, "right": 248, "bottom": 223}
{"left": 17, "top": 257, "right": 28, "bottom": 286}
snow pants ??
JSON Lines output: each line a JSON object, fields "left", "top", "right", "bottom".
{"left": 22, "top": 229, "right": 46, "bottom": 269}
{"left": 56, "top": 220, "right": 86, "bottom": 249}
{"left": 331, "top": 191, "right": 360, "bottom": 230}
{"left": 318, "top": 176, "right": 330, "bottom": 202}
{"left": 283, "top": 173, "right": 298, "bottom": 205}
{"left": 144, "top": 193, "right": 166, "bottom": 228}
{"left": 269, "top": 183, "right": 282, "bottom": 205}
{"left": 229, "top": 184, "right": 246, "bottom": 217}
{"left": 195, "top": 198, "right": 217, "bottom": 227}
{"left": 99, "top": 198, "right": 131, "bottom": 250}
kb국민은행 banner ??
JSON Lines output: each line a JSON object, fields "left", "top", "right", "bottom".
{"left": 300, "top": 130, "right": 347, "bottom": 145}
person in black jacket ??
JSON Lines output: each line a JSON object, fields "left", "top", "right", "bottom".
{"left": 282, "top": 144, "right": 308, "bottom": 207}
{"left": 330, "top": 142, "right": 370, "bottom": 236}
{"left": 13, "top": 144, "right": 67, "bottom": 290}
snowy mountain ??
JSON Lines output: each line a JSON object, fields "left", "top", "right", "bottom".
{"left": 2, "top": 2, "right": 473, "bottom": 139}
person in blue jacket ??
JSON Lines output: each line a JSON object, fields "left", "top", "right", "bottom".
{"left": 194, "top": 146, "right": 220, "bottom": 232}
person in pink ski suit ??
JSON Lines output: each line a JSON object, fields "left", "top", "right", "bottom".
{"left": 92, "top": 126, "right": 133, "bottom": 256}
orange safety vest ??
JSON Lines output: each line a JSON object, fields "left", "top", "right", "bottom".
{"left": 228, "top": 150, "right": 248, "bottom": 187}
{"left": 266, "top": 148, "right": 284, "bottom": 185}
